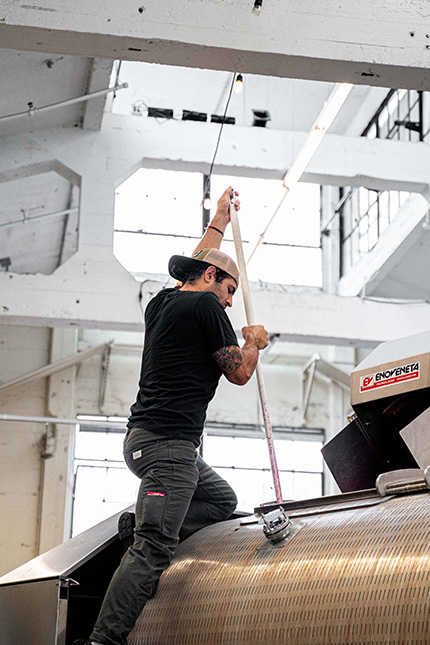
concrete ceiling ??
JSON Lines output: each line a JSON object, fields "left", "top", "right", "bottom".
{"left": 0, "top": 48, "right": 420, "bottom": 304}
{"left": 0, "top": 171, "right": 77, "bottom": 275}
{"left": 0, "top": 49, "right": 90, "bottom": 138}
{"left": 0, "top": 50, "right": 115, "bottom": 275}
{"left": 111, "top": 61, "right": 383, "bottom": 136}
{"left": 0, "top": 49, "right": 385, "bottom": 280}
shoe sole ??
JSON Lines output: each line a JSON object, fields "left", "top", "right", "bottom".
{"left": 118, "top": 511, "right": 136, "bottom": 552}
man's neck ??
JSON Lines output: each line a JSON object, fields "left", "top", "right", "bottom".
{"left": 179, "top": 279, "right": 209, "bottom": 293}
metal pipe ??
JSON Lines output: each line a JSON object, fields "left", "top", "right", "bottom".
{"left": 0, "top": 83, "right": 128, "bottom": 124}
{"left": 0, "top": 207, "right": 78, "bottom": 230}
{"left": 0, "top": 413, "right": 125, "bottom": 428}
{"left": 0, "top": 342, "right": 112, "bottom": 395}
{"left": 229, "top": 196, "right": 283, "bottom": 503}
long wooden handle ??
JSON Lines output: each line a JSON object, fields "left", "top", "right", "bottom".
{"left": 229, "top": 195, "right": 283, "bottom": 504}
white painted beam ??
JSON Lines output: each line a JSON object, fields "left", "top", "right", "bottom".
{"left": 1, "top": 266, "right": 430, "bottom": 348}
{"left": 338, "top": 194, "right": 429, "bottom": 297}
{"left": 39, "top": 328, "right": 77, "bottom": 553}
{"left": 0, "top": 249, "right": 142, "bottom": 331}
{"left": 1, "top": 1, "right": 430, "bottom": 89}
{"left": 1, "top": 116, "right": 429, "bottom": 195}
{"left": 228, "top": 283, "right": 430, "bottom": 348}
{"left": 1, "top": 119, "right": 430, "bottom": 346}
{"left": 82, "top": 58, "right": 115, "bottom": 131}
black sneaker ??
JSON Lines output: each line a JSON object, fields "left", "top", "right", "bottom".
{"left": 118, "top": 511, "right": 136, "bottom": 553}
{"left": 73, "top": 640, "right": 92, "bottom": 644}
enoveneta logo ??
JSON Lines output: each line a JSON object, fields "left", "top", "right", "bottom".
{"left": 360, "top": 362, "right": 420, "bottom": 393}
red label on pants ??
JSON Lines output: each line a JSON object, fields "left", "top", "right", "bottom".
{"left": 146, "top": 491, "right": 166, "bottom": 497}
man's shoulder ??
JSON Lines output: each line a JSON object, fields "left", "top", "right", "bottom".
{"left": 195, "top": 291, "right": 224, "bottom": 310}
{"left": 149, "top": 287, "right": 177, "bottom": 303}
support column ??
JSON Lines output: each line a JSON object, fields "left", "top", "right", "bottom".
{"left": 78, "top": 171, "right": 116, "bottom": 253}
{"left": 37, "top": 328, "right": 77, "bottom": 554}
{"left": 321, "top": 185, "right": 341, "bottom": 295}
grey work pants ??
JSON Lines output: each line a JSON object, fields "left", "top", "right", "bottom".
{"left": 91, "top": 428, "right": 237, "bottom": 645}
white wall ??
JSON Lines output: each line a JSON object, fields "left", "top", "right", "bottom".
{"left": 0, "top": 325, "right": 50, "bottom": 575}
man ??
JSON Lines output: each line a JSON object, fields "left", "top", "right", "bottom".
{"left": 78, "top": 187, "right": 268, "bottom": 645}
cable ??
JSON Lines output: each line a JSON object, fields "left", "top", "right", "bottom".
{"left": 204, "top": 72, "right": 237, "bottom": 196}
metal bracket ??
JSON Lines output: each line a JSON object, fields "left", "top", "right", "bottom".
{"left": 99, "top": 342, "right": 113, "bottom": 412}
{"left": 261, "top": 507, "right": 291, "bottom": 543}
{"left": 41, "top": 423, "right": 56, "bottom": 459}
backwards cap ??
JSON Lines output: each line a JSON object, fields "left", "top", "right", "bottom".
{"left": 168, "top": 248, "right": 239, "bottom": 286}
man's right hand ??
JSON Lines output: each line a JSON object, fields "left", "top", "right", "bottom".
{"left": 214, "top": 325, "right": 268, "bottom": 385}
{"left": 242, "top": 325, "right": 269, "bottom": 350}
{"left": 215, "top": 186, "right": 240, "bottom": 228}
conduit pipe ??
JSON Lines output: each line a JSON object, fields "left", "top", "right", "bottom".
{"left": 0, "top": 207, "right": 79, "bottom": 230}
{"left": 0, "top": 83, "right": 128, "bottom": 124}
{"left": 0, "top": 342, "right": 112, "bottom": 395}
{"left": 247, "top": 82, "right": 353, "bottom": 264}
{"left": 0, "top": 413, "right": 124, "bottom": 428}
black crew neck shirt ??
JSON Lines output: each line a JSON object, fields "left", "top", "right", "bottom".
{"left": 128, "top": 287, "right": 239, "bottom": 447}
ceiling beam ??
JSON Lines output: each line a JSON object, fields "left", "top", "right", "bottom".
{"left": 82, "top": 58, "right": 115, "bottom": 131}
{"left": 1, "top": 253, "right": 430, "bottom": 348}
{"left": 338, "top": 195, "right": 429, "bottom": 297}
{"left": 1, "top": 115, "right": 430, "bottom": 195}
{"left": 1, "top": 1, "right": 430, "bottom": 89}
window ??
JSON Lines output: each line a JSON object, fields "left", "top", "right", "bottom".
{"left": 72, "top": 418, "right": 324, "bottom": 535}
{"left": 114, "top": 169, "right": 202, "bottom": 275}
{"left": 72, "top": 418, "right": 138, "bottom": 537}
{"left": 114, "top": 169, "right": 322, "bottom": 287}
{"left": 339, "top": 88, "right": 427, "bottom": 275}
{"left": 203, "top": 434, "right": 323, "bottom": 510}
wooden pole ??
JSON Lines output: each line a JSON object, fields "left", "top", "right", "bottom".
{"left": 229, "top": 195, "right": 283, "bottom": 504}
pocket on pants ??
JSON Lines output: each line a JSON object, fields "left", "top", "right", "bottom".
{"left": 136, "top": 470, "right": 169, "bottom": 534}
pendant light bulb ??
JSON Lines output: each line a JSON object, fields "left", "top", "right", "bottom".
{"left": 252, "top": 0, "right": 263, "bottom": 15}
{"left": 234, "top": 74, "right": 244, "bottom": 94}
{"left": 203, "top": 193, "right": 212, "bottom": 210}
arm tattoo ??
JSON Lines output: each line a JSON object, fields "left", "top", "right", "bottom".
{"left": 213, "top": 346, "right": 243, "bottom": 375}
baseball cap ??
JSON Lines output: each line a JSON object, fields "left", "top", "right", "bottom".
{"left": 168, "top": 248, "right": 240, "bottom": 286}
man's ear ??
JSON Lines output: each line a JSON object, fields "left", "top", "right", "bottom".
{"left": 204, "top": 266, "right": 216, "bottom": 282}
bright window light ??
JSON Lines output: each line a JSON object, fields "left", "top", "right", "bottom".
{"left": 72, "top": 420, "right": 324, "bottom": 534}
{"left": 203, "top": 435, "right": 323, "bottom": 510}
{"left": 114, "top": 168, "right": 203, "bottom": 275}
{"left": 114, "top": 168, "right": 322, "bottom": 287}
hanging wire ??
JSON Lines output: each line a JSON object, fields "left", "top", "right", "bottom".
{"left": 203, "top": 72, "right": 237, "bottom": 197}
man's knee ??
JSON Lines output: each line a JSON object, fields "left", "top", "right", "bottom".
{"left": 228, "top": 492, "right": 238, "bottom": 515}
{"left": 221, "top": 487, "right": 237, "bottom": 518}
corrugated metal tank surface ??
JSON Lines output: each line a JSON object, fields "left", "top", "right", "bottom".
{"left": 129, "top": 492, "right": 430, "bottom": 645}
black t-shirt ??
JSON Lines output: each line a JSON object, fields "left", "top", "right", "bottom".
{"left": 128, "top": 287, "right": 239, "bottom": 446}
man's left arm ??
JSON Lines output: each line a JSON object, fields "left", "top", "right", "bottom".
{"left": 192, "top": 187, "right": 240, "bottom": 254}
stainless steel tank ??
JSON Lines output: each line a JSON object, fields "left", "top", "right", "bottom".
{"left": 129, "top": 489, "right": 430, "bottom": 645}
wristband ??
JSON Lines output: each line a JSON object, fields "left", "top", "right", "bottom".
{"left": 208, "top": 225, "right": 224, "bottom": 236}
